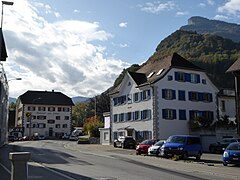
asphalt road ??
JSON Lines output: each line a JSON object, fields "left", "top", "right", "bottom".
{"left": 0, "top": 140, "right": 239, "bottom": 180}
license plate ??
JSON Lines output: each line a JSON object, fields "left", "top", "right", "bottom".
{"left": 233, "top": 158, "right": 238, "bottom": 160}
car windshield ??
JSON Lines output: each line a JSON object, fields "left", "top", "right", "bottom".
{"left": 227, "top": 143, "right": 240, "bottom": 150}
{"left": 154, "top": 141, "right": 164, "bottom": 146}
{"left": 222, "top": 139, "right": 237, "bottom": 144}
{"left": 141, "top": 140, "right": 155, "bottom": 145}
{"left": 166, "top": 136, "right": 186, "bottom": 143}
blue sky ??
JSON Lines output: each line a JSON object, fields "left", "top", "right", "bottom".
{"left": 2, "top": 0, "right": 240, "bottom": 98}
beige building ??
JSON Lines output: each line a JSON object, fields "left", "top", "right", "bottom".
{"left": 15, "top": 90, "right": 74, "bottom": 138}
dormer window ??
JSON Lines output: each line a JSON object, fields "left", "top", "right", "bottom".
{"left": 147, "top": 72, "right": 155, "bottom": 78}
{"left": 156, "top": 69, "right": 164, "bottom": 75}
{"left": 128, "top": 82, "right": 131, "bottom": 86}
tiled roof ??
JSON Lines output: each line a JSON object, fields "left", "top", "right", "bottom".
{"left": 19, "top": 90, "right": 74, "bottom": 106}
{"left": 109, "top": 53, "right": 203, "bottom": 94}
{"left": 226, "top": 59, "right": 240, "bottom": 73}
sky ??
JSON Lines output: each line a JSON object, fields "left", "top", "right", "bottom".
{"left": 2, "top": 0, "right": 240, "bottom": 98}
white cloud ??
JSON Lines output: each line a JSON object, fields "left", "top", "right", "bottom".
{"left": 119, "top": 43, "right": 129, "bottom": 48}
{"left": 214, "top": 14, "right": 229, "bottom": 21}
{"left": 140, "top": 1, "right": 176, "bottom": 14}
{"left": 199, "top": 3, "right": 206, "bottom": 7}
{"left": 4, "top": 0, "right": 129, "bottom": 98}
{"left": 207, "top": 0, "right": 215, "bottom": 5}
{"left": 74, "top": 9, "right": 80, "bottom": 13}
{"left": 218, "top": 0, "right": 240, "bottom": 14}
{"left": 119, "top": 22, "right": 127, "bottom": 28}
{"left": 176, "top": 11, "right": 188, "bottom": 16}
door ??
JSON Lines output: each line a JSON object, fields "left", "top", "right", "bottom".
{"left": 49, "top": 127, "right": 53, "bottom": 137}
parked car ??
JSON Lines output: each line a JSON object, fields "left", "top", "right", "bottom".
{"left": 69, "top": 135, "right": 79, "bottom": 141}
{"left": 159, "top": 135, "right": 202, "bottom": 160}
{"left": 222, "top": 142, "right": 240, "bottom": 166}
{"left": 113, "top": 136, "right": 136, "bottom": 149}
{"left": 21, "top": 136, "right": 30, "bottom": 141}
{"left": 209, "top": 138, "right": 240, "bottom": 154}
{"left": 62, "top": 133, "right": 70, "bottom": 140}
{"left": 8, "top": 135, "right": 16, "bottom": 142}
{"left": 38, "top": 135, "right": 46, "bottom": 140}
{"left": 136, "top": 139, "right": 159, "bottom": 155}
{"left": 148, "top": 140, "right": 165, "bottom": 156}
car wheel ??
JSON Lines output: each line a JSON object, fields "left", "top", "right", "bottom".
{"left": 121, "top": 143, "right": 125, "bottom": 149}
{"left": 136, "top": 152, "right": 141, "bottom": 155}
{"left": 113, "top": 142, "right": 117, "bottom": 148}
{"left": 196, "top": 152, "right": 201, "bottom": 161}
{"left": 182, "top": 152, "right": 188, "bottom": 160}
{"left": 223, "top": 161, "right": 228, "bottom": 166}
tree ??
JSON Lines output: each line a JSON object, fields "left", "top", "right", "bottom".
{"left": 72, "top": 102, "right": 88, "bottom": 127}
{"left": 83, "top": 116, "right": 103, "bottom": 137}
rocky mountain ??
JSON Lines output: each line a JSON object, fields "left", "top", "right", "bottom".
{"left": 180, "top": 16, "right": 240, "bottom": 43}
{"left": 72, "top": 96, "right": 89, "bottom": 104}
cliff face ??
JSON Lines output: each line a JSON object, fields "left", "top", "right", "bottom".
{"left": 180, "top": 16, "right": 240, "bottom": 42}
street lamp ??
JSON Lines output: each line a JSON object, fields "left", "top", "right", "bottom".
{"left": 8, "top": 77, "right": 22, "bottom": 82}
{"left": 1, "top": 1, "right": 14, "bottom": 28}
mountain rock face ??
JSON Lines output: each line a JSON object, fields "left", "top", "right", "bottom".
{"left": 180, "top": 16, "right": 240, "bottom": 43}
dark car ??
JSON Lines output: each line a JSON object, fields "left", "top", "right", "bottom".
{"left": 209, "top": 138, "right": 240, "bottom": 154}
{"left": 8, "top": 135, "right": 15, "bottom": 142}
{"left": 222, "top": 142, "right": 240, "bottom": 166}
{"left": 136, "top": 139, "right": 159, "bottom": 155}
{"left": 113, "top": 136, "right": 136, "bottom": 149}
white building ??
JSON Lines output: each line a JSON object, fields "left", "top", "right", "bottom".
{"left": 109, "top": 53, "right": 219, "bottom": 142}
{"left": 15, "top": 90, "right": 74, "bottom": 138}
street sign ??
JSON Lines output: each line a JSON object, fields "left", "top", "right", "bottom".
{"left": 26, "top": 112, "right": 31, "bottom": 117}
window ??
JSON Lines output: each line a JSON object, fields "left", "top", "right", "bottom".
{"left": 179, "top": 110, "right": 186, "bottom": 120}
{"left": 38, "top": 107, "right": 46, "bottom": 111}
{"left": 189, "top": 110, "right": 214, "bottom": 121}
{"left": 134, "top": 92, "right": 139, "bottom": 102}
{"left": 37, "top": 123, "right": 46, "bottom": 128}
{"left": 142, "top": 90, "right": 151, "bottom": 100}
{"left": 58, "top": 107, "right": 62, "bottom": 112}
{"left": 202, "top": 79, "right": 207, "bottom": 84}
{"left": 190, "top": 73, "right": 200, "bottom": 83}
{"left": 127, "top": 94, "right": 132, "bottom": 104}
{"left": 168, "top": 75, "right": 173, "bottom": 81}
{"left": 63, "top": 107, "right": 70, "bottom": 112}
{"left": 162, "top": 109, "right": 176, "bottom": 120}
{"left": 141, "top": 110, "right": 151, "bottom": 120}
{"left": 188, "top": 92, "right": 198, "bottom": 101}
{"left": 221, "top": 100, "right": 226, "bottom": 112}
{"left": 117, "top": 95, "right": 127, "bottom": 105}
{"left": 63, "top": 124, "right": 67, "bottom": 128}
{"left": 178, "top": 90, "right": 185, "bottom": 101}
{"left": 134, "top": 111, "right": 140, "bottom": 120}
{"left": 203, "top": 93, "right": 213, "bottom": 102}
{"left": 126, "top": 112, "right": 132, "bottom": 121}
{"left": 119, "top": 113, "right": 124, "bottom": 122}
{"left": 48, "top": 107, "right": 55, "bottom": 111}
{"left": 31, "top": 115, "right": 36, "bottom": 120}
{"left": 27, "top": 106, "right": 35, "bottom": 111}
{"left": 47, "top": 120, "right": 55, "bottom": 124}
{"left": 56, "top": 116, "right": 61, "bottom": 120}
{"left": 37, "top": 115, "right": 46, "bottom": 120}
{"left": 175, "top": 72, "right": 185, "bottom": 82}
{"left": 64, "top": 116, "right": 69, "bottom": 120}
{"left": 55, "top": 124, "right": 60, "bottom": 128}
{"left": 113, "top": 114, "right": 118, "bottom": 122}
{"left": 162, "top": 89, "right": 176, "bottom": 100}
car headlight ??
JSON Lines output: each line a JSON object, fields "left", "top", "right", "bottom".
{"left": 178, "top": 147, "right": 184, "bottom": 150}
{"left": 160, "top": 146, "right": 165, "bottom": 150}
{"left": 223, "top": 151, "right": 229, "bottom": 158}
{"left": 136, "top": 145, "right": 139, "bottom": 149}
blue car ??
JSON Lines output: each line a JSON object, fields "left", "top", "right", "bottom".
{"left": 222, "top": 142, "right": 240, "bottom": 166}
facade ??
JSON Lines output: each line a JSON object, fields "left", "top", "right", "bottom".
{"left": 99, "top": 112, "right": 111, "bottom": 145}
{"left": 15, "top": 90, "right": 74, "bottom": 138}
{"left": 0, "top": 64, "right": 9, "bottom": 146}
{"left": 109, "top": 53, "right": 219, "bottom": 142}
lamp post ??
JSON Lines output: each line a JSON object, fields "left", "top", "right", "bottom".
{"left": 1, "top": 1, "right": 14, "bottom": 28}
{"left": 8, "top": 77, "right": 21, "bottom": 82}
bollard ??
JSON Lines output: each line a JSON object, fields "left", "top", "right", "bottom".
{"left": 9, "top": 152, "right": 31, "bottom": 180}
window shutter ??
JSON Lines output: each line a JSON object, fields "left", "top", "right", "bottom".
{"left": 197, "top": 75, "right": 200, "bottom": 83}
{"left": 173, "top": 110, "right": 176, "bottom": 119}
{"left": 198, "top": 93, "right": 203, "bottom": 101}
{"left": 175, "top": 72, "right": 179, "bottom": 81}
{"left": 188, "top": 92, "right": 192, "bottom": 100}
{"left": 209, "top": 93, "right": 213, "bottom": 102}
{"left": 148, "top": 110, "right": 151, "bottom": 119}
{"left": 162, "top": 89, "right": 166, "bottom": 98}
{"left": 141, "top": 111, "right": 143, "bottom": 120}
{"left": 140, "top": 92, "right": 143, "bottom": 101}
{"left": 185, "top": 73, "right": 190, "bottom": 82}
{"left": 172, "top": 90, "right": 176, "bottom": 99}
{"left": 162, "top": 109, "right": 166, "bottom": 119}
